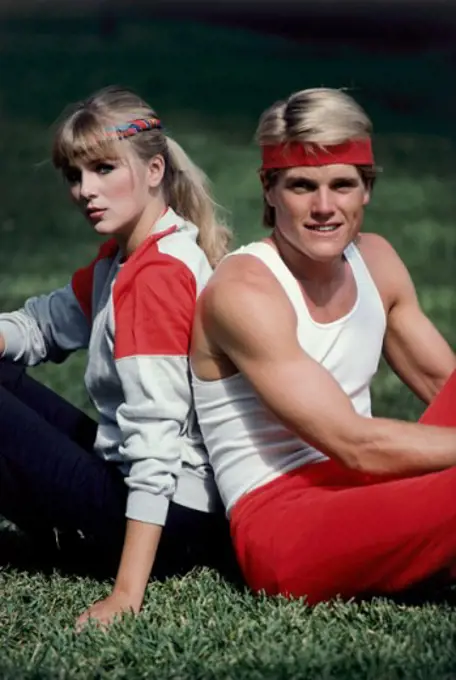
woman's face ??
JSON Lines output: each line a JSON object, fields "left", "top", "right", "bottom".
{"left": 64, "top": 148, "right": 164, "bottom": 239}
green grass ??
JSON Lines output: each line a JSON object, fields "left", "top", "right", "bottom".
{"left": 0, "top": 17, "right": 455, "bottom": 679}
{"left": 2, "top": 569, "right": 456, "bottom": 680}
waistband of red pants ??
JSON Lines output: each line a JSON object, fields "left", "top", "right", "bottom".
{"left": 230, "top": 459, "right": 373, "bottom": 526}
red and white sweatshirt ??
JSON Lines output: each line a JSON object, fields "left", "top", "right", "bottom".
{"left": 0, "top": 208, "right": 219, "bottom": 526}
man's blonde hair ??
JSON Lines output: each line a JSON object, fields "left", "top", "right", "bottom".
{"left": 256, "top": 88, "right": 376, "bottom": 227}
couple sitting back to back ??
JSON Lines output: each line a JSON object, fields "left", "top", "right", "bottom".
{"left": 1, "top": 85, "right": 455, "bottom": 627}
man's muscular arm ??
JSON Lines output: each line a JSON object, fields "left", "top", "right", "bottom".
{"left": 360, "top": 234, "right": 456, "bottom": 405}
{"left": 201, "top": 256, "right": 456, "bottom": 476}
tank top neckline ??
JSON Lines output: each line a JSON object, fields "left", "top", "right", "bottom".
{"left": 240, "top": 240, "right": 361, "bottom": 329}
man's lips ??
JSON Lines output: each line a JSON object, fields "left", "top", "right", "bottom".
{"left": 304, "top": 223, "right": 342, "bottom": 232}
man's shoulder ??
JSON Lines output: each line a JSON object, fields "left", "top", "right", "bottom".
{"left": 357, "top": 232, "right": 398, "bottom": 258}
{"left": 357, "top": 233, "right": 414, "bottom": 311}
{"left": 206, "top": 245, "right": 282, "bottom": 302}
{"left": 357, "top": 233, "right": 406, "bottom": 278}
{"left": 199, "top": 245, "right": 293, "bottom": 334}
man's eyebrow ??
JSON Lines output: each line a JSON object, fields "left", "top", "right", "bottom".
{"left": 284, "top": 177, "right": 318, "bottom": 186}
{"left": 329, "top": 176, "right": 360, "bottom": 184}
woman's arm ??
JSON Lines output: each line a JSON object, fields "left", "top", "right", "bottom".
{"left": 76, "top": 519, "right": 162, "bottom": 630}
{"left": 0, "top": 241, "right": 117, "bottom": 366}
{"left": 0, "top": 284, "right": 90, "bottom": 365}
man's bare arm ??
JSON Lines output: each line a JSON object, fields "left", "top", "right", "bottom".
{"left": 202, "top": 257, "right": 456, "bottom": 476}
{"left": 385, "top": 299, "right": 455, "bottom": 404}
{"left": 360, "top": 234, "right": 456, "bottom": 404}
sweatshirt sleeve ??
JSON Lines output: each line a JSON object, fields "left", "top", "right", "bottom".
{"left": 0, "top": 284, "right": 90, "bottom": 366}
{"left": 0, "top": 240, "right": 117, "bottom": 366}
{"left": 113, "top": 253, "right": 197, "bottom": 526}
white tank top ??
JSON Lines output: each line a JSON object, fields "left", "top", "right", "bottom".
{"left": 192, "top": 241, "right": 387, "bottom": 513}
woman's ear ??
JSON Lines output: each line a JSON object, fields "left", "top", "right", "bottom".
{"left": 147, "top": 154, "right": 166, "bottom": 189}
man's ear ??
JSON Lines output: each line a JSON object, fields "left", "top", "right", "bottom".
{"left": 362, "top": 186, "right": 371, "bottom": 206}
{"left": 259, "top": 170, "right": 275, "bottom": 207}
{"left": 147, "top": 154, "right": 166, "bottom": 189}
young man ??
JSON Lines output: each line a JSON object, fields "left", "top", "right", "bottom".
{"left": 190, "top": 87, "right": 456, "bottom": 604}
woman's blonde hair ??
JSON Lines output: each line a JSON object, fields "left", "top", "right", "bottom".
{"left": 52, "top": 85, "right": 231, "bottom": 267}
{"left": 256, "top": 88, "right": 376, "bottom": 227}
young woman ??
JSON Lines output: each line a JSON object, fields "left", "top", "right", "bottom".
{"left": 0, "top": 85, "right": 233, "bottom": 628}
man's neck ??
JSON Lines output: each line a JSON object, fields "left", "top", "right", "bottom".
{"left": 266, "top": 230, "right": 346, "bottom": 286}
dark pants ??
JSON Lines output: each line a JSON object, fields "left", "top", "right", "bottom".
{"left": 0, "top": 362, "right": 237, "bottom": 581}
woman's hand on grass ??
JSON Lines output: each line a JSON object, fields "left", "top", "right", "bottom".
{"left": 75, "top": 519, "right": 162, "bottom": 631}
{"left": 76, "top": 591, "right": 140, "bottom": 631}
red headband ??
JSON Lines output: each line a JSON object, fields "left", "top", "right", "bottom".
{"left": 261, "top": 138, "right": 374, "bottom": 170}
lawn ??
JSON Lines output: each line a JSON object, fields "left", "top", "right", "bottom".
{"left": 0, "top": 16, "right": 455, "bottom": 679}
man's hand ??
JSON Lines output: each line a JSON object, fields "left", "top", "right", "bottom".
{"left": 76, "top": 591, "right": 140, "bottom": 631}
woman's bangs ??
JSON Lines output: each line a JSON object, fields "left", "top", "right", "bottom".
{"left": 52, "top": 110, "right": 123, "bottom": 169}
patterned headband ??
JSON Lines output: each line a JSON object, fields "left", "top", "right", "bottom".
{"left": 104, "top": 117, "right": 162, "bottom": 140}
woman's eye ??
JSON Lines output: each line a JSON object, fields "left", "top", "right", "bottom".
{"left": 95, "top": 163, "right": 115, "bottom": 175}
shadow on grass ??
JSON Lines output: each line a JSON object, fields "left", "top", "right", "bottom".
{"left": 390, "top": 586, "right": 456, "bottom": 608}
{"left": 0, "top": 523, "right": 119, "bottom": 581}
{"left": 1, "top": 523, "right": 455, "bottom": 612}
{"left": 0, "top": 526, "right": 58, "bottom": 576}
{"left": 0, "top": 525, "right": 246, "bottom": 593}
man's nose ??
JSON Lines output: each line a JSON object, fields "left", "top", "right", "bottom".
{"left": 311, "top": 188, "right": 335, "bottom": 217}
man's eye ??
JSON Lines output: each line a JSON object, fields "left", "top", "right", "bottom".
{"left": 287, "top": 182, "right": 314, "bottom": 192}
{"left": 332, "top": 181, "right": 357, "bottom": 191}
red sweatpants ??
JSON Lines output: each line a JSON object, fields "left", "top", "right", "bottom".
{"left": 230, "top": 370, "right": 456, "bottom": 604}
